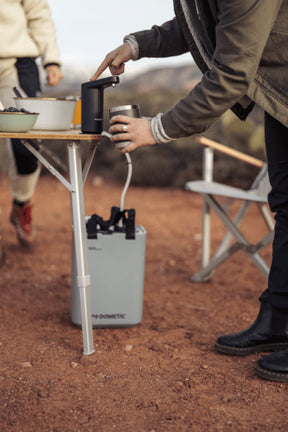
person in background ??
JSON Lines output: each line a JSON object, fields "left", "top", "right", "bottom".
{"left": 91, "top": 1, "right": 288, "bottom": 382}
{"left": 0, "top": 0, "right": 63, "bottom": 247}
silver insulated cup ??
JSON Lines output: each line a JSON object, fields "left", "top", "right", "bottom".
{"left": 109, "top": 104, "right": 141, "bottom": 149}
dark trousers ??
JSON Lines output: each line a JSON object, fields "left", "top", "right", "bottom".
{"left": 260, "top": 113, "right": 288, "bottom": 310}
{"left": 11, "top": 58, "right": 41, "bottom": 175}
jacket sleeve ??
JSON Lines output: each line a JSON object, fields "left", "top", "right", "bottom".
{"left": 160, "top": 0, "right": 283, "bottom": 139}
{"left": 22, "top": 0, "right": 61, "bottom": 67}
{"left": 131, "top": 18, "right": 189, "bottom": 58}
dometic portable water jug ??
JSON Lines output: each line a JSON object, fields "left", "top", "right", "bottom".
{"left": 81, "top": 75, "right": 119, "bottom": 134}
{"left": 71, "top": 223, "right": 146, "bottom": 328}
{"left": 71, "top": 200, "right": 146, "bottom": 328}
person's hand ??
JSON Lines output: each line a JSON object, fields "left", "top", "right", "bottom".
{"left": 109, "top": 116, "right": 156, "bottom": 153}
{"left": 45, "top": 65, "right": 63, "bottom": 86}
{"left": 91, "top": 43, "right": 133, "bottom": 80}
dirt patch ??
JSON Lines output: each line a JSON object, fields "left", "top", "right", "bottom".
{"left": 0, "top": 174, "right": 286, "bottom": 432}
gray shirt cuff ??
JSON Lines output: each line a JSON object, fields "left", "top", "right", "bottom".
{"left": 151, "top": 113, "right": 174, "bottom": 144}
{"left": 123, "top": 35, "right": 139, "bottom": 61}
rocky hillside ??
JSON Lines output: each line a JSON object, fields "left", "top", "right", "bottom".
{"left": 119, "top": 64, "right": 201, "bottom": 92}
{"left": 42, "top": 63, "right": 201, "bottom": 97}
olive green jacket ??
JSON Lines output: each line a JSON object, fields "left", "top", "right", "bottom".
{"left": 131, "top": 0, "right": 288, "bottom": 139}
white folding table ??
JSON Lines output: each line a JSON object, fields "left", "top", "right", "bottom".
{"left": 0, "top": 130, "right": 104, "bottom": 355}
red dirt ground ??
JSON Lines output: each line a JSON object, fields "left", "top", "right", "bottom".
{"left": 0, "top": 173, "right": 287, "bottom": 432}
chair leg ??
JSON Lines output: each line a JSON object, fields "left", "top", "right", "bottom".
{"left": 199, "top": 145, "right": 214, "bottom": 278}
{"left": 258, "top": 203, "right": 275, "bottom": 231}
{"left": 191, "top": 239, "right": 270, "bottom": 282}
{"left": 207, "top": 195, "right": 271, "bottom": 276}
{"left": 191, "top": 242, "right": 241, "bottom": 282}
{"left": 213, "top": 199, "right": 251, "bottom": 260}
{"left": 190, "top": 194, "right": 272, "bottom": 282}
{"left": 193, "top": 197, "right": 252, "bottom": 282}
{"left": 201, "top": 200, "right": 211, "bottom": 268}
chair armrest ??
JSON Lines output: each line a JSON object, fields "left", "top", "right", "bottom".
{"left": 196, "top": 136, "right": 265, "bottom": 168}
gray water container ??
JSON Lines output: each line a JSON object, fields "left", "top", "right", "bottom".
{"left": 71, "top": 225, "right": 146, "bottom": 328}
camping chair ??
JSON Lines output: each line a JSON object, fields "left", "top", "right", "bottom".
{"left": 185, "top": 136, "right": 274, "bottom": 282}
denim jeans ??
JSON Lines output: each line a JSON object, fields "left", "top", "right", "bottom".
{"left": 260, "top": 113, "right": 288, "bottom": 310}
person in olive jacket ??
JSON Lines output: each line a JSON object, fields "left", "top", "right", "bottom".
{"left": 92, "top": 0, "right": 288, "bottom": 382}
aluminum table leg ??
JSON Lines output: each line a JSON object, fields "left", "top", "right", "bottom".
{"left": 67, "top": 141, "right": 94, "bottom": 355}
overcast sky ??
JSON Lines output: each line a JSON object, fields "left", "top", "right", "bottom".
{"left": 47, "top": 0, "right": 191, "bottom": 75}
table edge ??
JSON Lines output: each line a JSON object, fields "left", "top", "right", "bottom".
{"left": 0, "top": 130, "right": 104, "bottom": 141}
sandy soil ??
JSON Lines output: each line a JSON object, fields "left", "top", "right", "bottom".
{"left": 0, "top": 173, "right": 287, "bottom": 432}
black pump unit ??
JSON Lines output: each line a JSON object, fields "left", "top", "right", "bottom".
{"left": 81, "top": 76, "right": 119, "bottom": 134}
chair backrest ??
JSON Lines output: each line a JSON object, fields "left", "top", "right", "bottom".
{"left": 250, "top": 163, "right": 271, "bottom": 196}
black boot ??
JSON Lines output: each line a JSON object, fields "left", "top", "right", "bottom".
{"left": 255, "top": 349, "right": 288, "bottom": 382}
{"left": 214, "top": 301, "right": 288, "bottom": 355}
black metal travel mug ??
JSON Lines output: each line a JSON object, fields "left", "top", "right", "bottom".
{"left": 109, "top": 104, "right": 141, "bottom": 149}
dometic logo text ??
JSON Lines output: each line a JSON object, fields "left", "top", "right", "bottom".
{"left": 92, "top": 314, "right": 126, "bottom": 319}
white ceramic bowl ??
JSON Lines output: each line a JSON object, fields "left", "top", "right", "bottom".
{"left": 0, "top": 112, "right": 39, "bottom": 132}
{"left": 14, "top": 97, "right": 77, "bottom": 131}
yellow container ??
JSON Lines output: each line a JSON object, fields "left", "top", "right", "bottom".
{"left": 72, "top": 99, "right": 81, "bottom": 128}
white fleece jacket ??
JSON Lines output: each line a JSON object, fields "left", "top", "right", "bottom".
{"left": 0, "top": 0, "right": 61, "bottom": 66}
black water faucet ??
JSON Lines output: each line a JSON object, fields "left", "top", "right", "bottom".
{"left": 81, "top": 76, "right": 120, "bottom": 134}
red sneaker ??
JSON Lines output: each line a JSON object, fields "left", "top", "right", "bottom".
{"left": 10, "top": 201, "right": 35, "bottom": 247}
